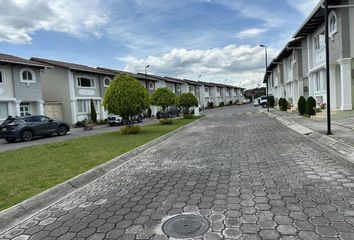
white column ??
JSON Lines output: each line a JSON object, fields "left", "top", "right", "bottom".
{"left": 338, "top": 58, "right": 352, "bottom": 110}
{"left": 329, "top": 64, "right": 337, "bottom": 109}
{"left": 15, "top": 100, "right": 21, "bottom": 116}
{"left": 308, "top": 73, "right": 314, "bottom": 98}
{"left": 70, "top": 99, "right": 77, "bottom": 124}
{"left": 38, "top": 100, "right": 44, "bottom": 115}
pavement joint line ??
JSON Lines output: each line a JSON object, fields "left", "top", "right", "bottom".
{"left": 261, "top": 109, "right": 354, "bottom": 166}
{"left": 0, "top": 117, "right": 203, "bottom": 234}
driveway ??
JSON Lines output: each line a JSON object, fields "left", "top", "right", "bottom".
{"left": 2, "top": 105, "right": 354, "bottom": 239}
{"left": 0, "top": 118, "right": 158, "bottom": 153}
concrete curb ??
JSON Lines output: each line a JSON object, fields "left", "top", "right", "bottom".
{"left": 261, "top": 109, "right": 354, "bottom": 165}
{"left": 0, "top": 117, "right": 203, "bottom": 234}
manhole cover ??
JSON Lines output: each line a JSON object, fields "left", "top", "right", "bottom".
{"left": 162, "top": 214, "right": 210, "bottom": 238}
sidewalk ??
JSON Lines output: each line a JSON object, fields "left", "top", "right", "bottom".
{"left": 261, "top": 108, "right": 354, "bottom": 164}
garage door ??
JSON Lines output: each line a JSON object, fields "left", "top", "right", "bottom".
{"left": 44, "top": 103, "right": 63, "bottom": 121}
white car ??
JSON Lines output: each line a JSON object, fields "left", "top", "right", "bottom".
{"left": 254, "top": 98, "right": 260, "bottom": 107}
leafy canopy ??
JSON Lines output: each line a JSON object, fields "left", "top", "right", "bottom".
{"left": 178, "top": 92, "right": 198, "bottom": 110}
{"left": 103, "top": 74, "right": 150, "bottom": 120}
{"left": 151, "top": 87, "right": 176, "bottom": 110}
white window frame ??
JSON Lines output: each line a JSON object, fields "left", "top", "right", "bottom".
{"left": 20, "top": 68, "right": 36, "bottom": 84}
{"left": 314, "top": 30, "right": 325, "bottom": 51}
{"left": 329, "top": 11, "right": 337, "bottom": 36}
{"left": 20, "top": 103, "right": 31, "bottom": 116}
{"left": 148, "top": 81, "right": 154, "bottom": 90}
{"left": 103, "top": 77, "right": 111, "bottom": 87}
{"left": 77, "top": 76, "right": 96, "bottom": 88}
{"left": 189, "top": 86, "right": 194, "bottom": 92}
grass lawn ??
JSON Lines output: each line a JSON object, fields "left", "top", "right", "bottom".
{"left": 0, "top": 118, "right": 198, "bottom": 212}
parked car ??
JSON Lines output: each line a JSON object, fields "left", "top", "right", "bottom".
{"left": 254, "top": 98, "right": 260, "bottom": 107}
{"left": 107, "top": 114, "right": 143, "bottom": 126}
{"left": 0, "top": 115, "right": 70, "bottom": 143}
{"left": 156, "top": 106, "right": 180, "bottom": 119}
{"left": 259, "top": 95, "right": 272, "bottom": 108}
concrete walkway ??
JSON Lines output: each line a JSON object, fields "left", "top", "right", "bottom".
{"left": 2, "top": 105, "right": 354, "bottom": 239}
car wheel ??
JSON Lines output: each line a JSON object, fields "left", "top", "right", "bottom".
{"left": 21, "top": 130, "right": 33, "bottom": 142}
{"left": 5, "top": 138, "right": 16, "bottom": 143}
{"left": 57, "top": 125, "right": 68, "bottom": 136}
{"left": 262, "top": 103, "right": 267, "bottom": 108}
{"left": 168, "top": 113, "right": 172, "bottom": 118}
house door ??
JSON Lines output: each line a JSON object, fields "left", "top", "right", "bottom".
{"left": 20, "top": 103, "right": 31, "bottom": 116}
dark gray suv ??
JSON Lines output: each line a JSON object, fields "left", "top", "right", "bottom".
{"left": 0, "top": 115, "right": 70, "bottom": 143}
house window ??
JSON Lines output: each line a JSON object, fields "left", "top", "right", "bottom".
{"left": 103, "top": 77, "right": 111, "bottom": 87}
{"left": 77, "top": 77, "right": 95, "bottom": 88}
{"left": 148, "top": 81, "right": 154, "bottom": 90}
{"left": 0, "top": 71, "right": 3, "bottom": 84}
{"left": 176, "top": 84, "right": 181, "bottom": 91}
{"left": 20, "top": 68, "right": 36, "bottom": 83}
{"left": 329, "top": 11, "right": 337, "bottom": 36}
{"left": 315, "top": 31, "right": 325, "bottom": 50}
{"left": 205, "top": 87, "right": 209, "bottom": 92}
{"left": 315, "top": 71, "right": 321, "bottom": 91}
{"left": 0, "top": 102, "right": 8, "bottom": 119}
{"left": 217, "top": 88, "right": 220, "bottom": 92}
{"left": 189, "top": 86, "right": 194, "bottom": 92}
{"left": 20, "top": 103, "right": 31, "bottom": 116}
{"left": 77, "top": 99, "right": 100, "bottom": 113}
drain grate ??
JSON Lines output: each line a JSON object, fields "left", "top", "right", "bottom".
{"left": 162, "top": 214, "right": 210, "bottom": 238}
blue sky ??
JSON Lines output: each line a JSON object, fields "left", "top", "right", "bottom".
{"left": 0, "top": 0, "right": 320, "bottom": 88}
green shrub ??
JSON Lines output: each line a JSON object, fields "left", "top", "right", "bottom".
{"left": 183, "top": 113, "right": 194, "bottom": 119}
{"left": 268, "top": 96, "right": 275, "bottom": 108}
{"left": 147, "top": 108, "right": 152, "bottom": 118}
{"left": 120, "top": 125, "right": 141, "bottom": 135}
{"left": 306, "top": 96, "right": 316, "bottom": 116}
{"left": 90, "top": 99, "right": 97, "bottom": 123}
{"left": 159, "top": 118, "right": 173, "bottom": 125}
{"left": 207, "top": 102, "right": 214, "bottom": 108}
{"left": 279, "top": 98, "right": 288, "bottom": 111}
{"left": 228, "top": 101, "right": 233, "bottom": 106}
{"left": 75, "top": 121, "right": 86, "bottom": 128}
{"left": 297, "top": 96, "right": 306, "bottom": 115}
{"left": 219, "top": 102, "right": 225, "bottom": 107}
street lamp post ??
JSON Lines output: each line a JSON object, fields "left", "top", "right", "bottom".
{"left": 198, "top": 74, "right": 202, "bottom": 82}
{"left": 259, "top": 44, "right": 269, "bottom": 112}
{"left": 324, "top": 0, "right": 332, "bottom": 135}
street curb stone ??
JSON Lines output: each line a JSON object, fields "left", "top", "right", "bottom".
{"left": 0, "top": 117, "right": 202, "bottom": 234}
{"left": 262, "top": 109, "right": 354, "bottom": 164}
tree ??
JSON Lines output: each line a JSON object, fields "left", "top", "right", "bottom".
{"left": 151, "top": 88, "right": 177, "bottom": 113}
{"left": 268, "top": 96, "right": 275, "bottom": 108}
{"left": 178, "top": 92, "right": 198, "bottom": 113}
{"left": 306, "top": 96, "right": 316, "bottom": 116}
{"left": 103, "top": 74, "right": 150, "bottom": 125}
{"left": 90, "top": 98, "right": 97, "bottom": 123}
{"left": 298, "top": 96, "right": 306, "bottom": 115}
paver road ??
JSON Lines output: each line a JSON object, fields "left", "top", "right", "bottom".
{"left": 2, "top": 105, "right": 354, "bottom": 239}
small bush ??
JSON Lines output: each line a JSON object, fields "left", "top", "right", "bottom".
{"left": 287, "top": 100, "right": 292, "bottom": 110}
{"left": 268, "top": 96, "right": 275, "bottom": 108}
{"left": 228, "top": 101, "right": 233, "bottom": 106}
{"left": 159, "top": 118, "right": 173, "bottom": 124}
{"left": 207, "top": 102, "right": 214, "bottom": 108}
{"left": 298, "top": 96, "right": 306, "bottom": 115}
{"left": 97, "top": 119, "right": 107, "bottom": 125}
{"left": 319, "top": 103, "right": 326, "bottom": 110}
{"left": 75, "top": 121, "right": 86, "bottom": 128}
{"left": 279, "top": 98, "right": 288, "bottom": 111}
{"left": 183, "top": 113, "right": 194, "bottom": 119}
{"left": 147, "top": 108, "right": 152, "bottom": 118}
{"left": 219, "top": 102, "right": 225, "bottom": 107}
{"left": 120, "top": 125, "right": 141, "bottom": 135}
{"left": 306, "top": 96, "right": 316, "bottom": 116}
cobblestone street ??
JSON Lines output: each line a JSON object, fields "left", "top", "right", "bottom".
{"left": 2, "top": 105, "right": 354, "bottom": 239}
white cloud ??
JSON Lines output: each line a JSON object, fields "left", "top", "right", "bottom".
{"left": 0, "top": 0, "right": 109, "bottom": 44}
{"left": 287, "top": 0, "right": 320, "bottom": 16}
{"left": 124, "top": 45, "right": 278, "bottom": 89}
{"left": 235, "top": 28, "right": 267, "bottom": 39}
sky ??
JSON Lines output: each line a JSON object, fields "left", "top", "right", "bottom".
{"left": 0, "top": 0, "right": 320, "bottom": 89}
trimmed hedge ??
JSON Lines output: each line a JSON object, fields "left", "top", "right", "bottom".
{"left": 298, "top": 96, "right": 306, "bottom": 115}
{"left": 306, "top": 96, "right": 316, "bottom": 116}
